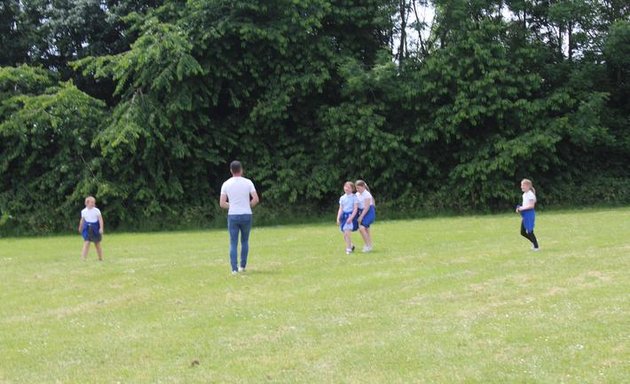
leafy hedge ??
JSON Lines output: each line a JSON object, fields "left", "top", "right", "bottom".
{"left": 1, "top": 1, "right": 628, "bottom": 235}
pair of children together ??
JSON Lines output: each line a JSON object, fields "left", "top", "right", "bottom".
{"left": 78, "top": 179, "right": 539, "bottom": 261}
{"left": 337, "top": 180, "right": 376, "bottom": 254}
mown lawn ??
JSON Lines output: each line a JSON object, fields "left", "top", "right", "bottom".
{"left": 0, "top": 208, "right": 628, "bottom": 383}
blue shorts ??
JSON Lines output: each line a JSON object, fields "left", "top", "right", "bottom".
{"left": 82, "top": 221, "right": 102, "bottom": 242}
{"left": 340, "top": 211, "right": 358, "bottom": 232}
{"left": 358, "top": 206, "right": 376, "bottom": 228}
{"left": 519, "top": 208, "right": 535, "bottom": 233}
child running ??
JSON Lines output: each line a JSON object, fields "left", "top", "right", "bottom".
{"left": 78, "top": 196, "right": 104, "bottom": 260}
{"left": 337, "top": 181, "right": 359, "bottom": 255}
{"left": 355, "top": 180, "right": 376, "bottom": 252}
{"left": 515, "top": 179, "right": 540, "bottom": 251}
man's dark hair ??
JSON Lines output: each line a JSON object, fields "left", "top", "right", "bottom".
{"left": 230, "top": 160, "right": 242, "bottom": 174}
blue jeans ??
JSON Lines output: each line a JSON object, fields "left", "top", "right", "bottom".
{"left": 227, "top": 214, "right": 252, "bottom": 271}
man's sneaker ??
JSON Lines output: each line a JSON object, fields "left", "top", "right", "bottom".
{"left": 238, "top": 267, "right": 246, "bottom": 272}
{"left": 362, "top": 246, "right": 372, "bottom": 253}
{"left": 231, "top": 270, "right": 238, "bottom": 275}
{"left": 345, "top": 248, "right": 352, "bottom": 255}
{"left": 532, "top": 247, "right": 540, "bottom": 252}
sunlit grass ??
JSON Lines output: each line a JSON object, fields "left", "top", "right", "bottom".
{"left": 1, "top": 208, "right": 628, "bottom": 383}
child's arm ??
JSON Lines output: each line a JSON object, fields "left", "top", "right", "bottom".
{"left": 337, "top": 206, "right": 342, "bottom": 225}
{"left": 358, "top": 197, "right": 372, "bottom": 223}
{"left": 78, "top": 217, "right": 84, "bottom": 233}
{"left": 98, "top": 214, "right": 104, "bottom": 234}
{"left": 347, "top": 203, "right": 358, "bottom": 223}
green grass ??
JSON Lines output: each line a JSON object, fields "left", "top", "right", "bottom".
{"left": 1, "top": 208, "right": 628, "bottom": 383}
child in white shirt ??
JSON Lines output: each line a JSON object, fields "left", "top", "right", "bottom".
{"left": 78, "top": 196, "right": 104, "bottom": 260}
{"left": 336, "top": 181, "right": 358, "bottom": 254}
{"left": 355, "top": 180, "right": 376, "bottom": 252}
{"left": 515, "top": 179, "right": 539, "bottom": 251}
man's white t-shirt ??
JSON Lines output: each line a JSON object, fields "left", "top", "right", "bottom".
{"left": 522, "top": 190, "right": 536, "bottom": 207}
{"left": 81, "top": 207, "right": 102, "bottom": 223}
{"left": 220, "top": 176, "right": 256, "bottom": 215}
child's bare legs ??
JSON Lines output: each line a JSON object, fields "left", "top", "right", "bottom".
{"left": 82, "top": 241, "right": 104, "bottom": 260}
{"left": 95, "top": 242, "right": 103, "bottom": 261}
{"left": 359, "top": 226, "right": 372, "bottom": 250}
{"left": 343, "top": 230, "right": 353, "bottom": 253}
{"left": 81, "top": 241, "right": 90, "bottom": 260}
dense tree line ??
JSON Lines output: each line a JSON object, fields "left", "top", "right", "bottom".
{"left": 1, "top": 0, "right": 628, "bottom": 234}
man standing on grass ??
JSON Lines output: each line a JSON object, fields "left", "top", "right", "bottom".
{"left": 219, "top": 160, "right": 259, "bottom": 275}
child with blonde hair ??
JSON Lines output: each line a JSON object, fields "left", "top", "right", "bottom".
{"left": 336, "top": 181, "right": 358, "bottom": 254}
{"left": 355, "top": 180, "right": 376, "bottom": 252}
{"left": 515, "top": 179, "right": 540, "bottom": 251}
{"left": 78, "top": 196, "right": 104, "bottom": 260}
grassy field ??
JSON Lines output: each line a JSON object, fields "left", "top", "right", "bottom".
{"left": 0, "top": 208, "right": 628, "bottom": 383}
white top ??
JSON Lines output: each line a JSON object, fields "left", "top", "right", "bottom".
{"left": 339, "top": 193, "right": 358, "bottom": 213}
{"left": 522, "top": 190, "right": 536, "bottom": 207}
{"left": 220, "top": 176, "right": 256, "bottom": 215}
{"left": 356, "top": 190, "right": 374, "bottom": 210}
{"left": 81, "top": 207, "right": 101, "bottom": 223}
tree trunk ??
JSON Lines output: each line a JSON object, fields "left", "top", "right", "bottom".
{"left": 398, "top": 0, "right": 407, "bottom": 69}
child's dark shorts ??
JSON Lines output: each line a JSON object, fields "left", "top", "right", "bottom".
{"left": 82, "top": 222, "right": 102, "bottom": 242}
